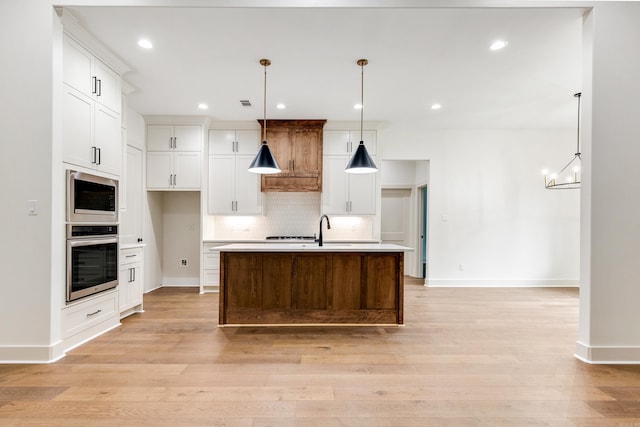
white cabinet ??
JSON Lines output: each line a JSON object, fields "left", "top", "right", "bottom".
{"left": 209, "top": 129, "right": 260, "bottom": 155}
{"left": 119, "top": 247, "right": 144, "bottom": 318}
{"left": 62, "top": 34, "right": 122, "bottom": 176}
{"left": 207, "top": 130, "right": 262, "bottom": 214}
{"left": 323, "top": 130, "right": 377, "bottom": 156}
{"left": 120, "top": 145, "right": 144, "bottom": 244}
{"left": 147, "top": 125, "right": 202, "bottom": 152}
{"left": 201, "top": 243, "right": 223, "bottom": 293}
{"left": 322, "top": 130, "right": 378, "bottom": 215}
{"left": 147, "top": 124, "right": 202, "bottom": 190}
{"left": 63, "top": 34, "right": 121, "bottom": 114}
{"left": 61, "top": 289, "right": 119, "bottom": 341}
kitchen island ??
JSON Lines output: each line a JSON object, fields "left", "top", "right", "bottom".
{"left": 217, "top": 243, "right": 411, "bottom": 326}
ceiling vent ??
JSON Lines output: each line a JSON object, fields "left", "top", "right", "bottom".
{"left": 240, "top": 100, "right": 252, "bottom": 107}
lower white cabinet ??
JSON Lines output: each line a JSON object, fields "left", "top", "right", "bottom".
{"left": 201, "top": 243, "right": 223, "bottom": 293}
{"left": 119, "top": 247, "right": 144, "bottom": 318}
{"left": 147, "top": 151, "right": 201, "bottom": 190}
{"left": 61, "top": 289, "right": 119, "bottom": 341}
{"left": 208, "top": 154, "right": 262, "bottom": 214}
{"left": 322, "top": 155, "right": 377, "bottom": 215}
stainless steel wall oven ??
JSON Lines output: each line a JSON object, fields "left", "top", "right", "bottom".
{"left": 66, "top": 224, "right": 118, "bottom": 303}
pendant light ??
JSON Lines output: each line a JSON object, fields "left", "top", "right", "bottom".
{"left": 345, "top": 59, "right": 378, "bottom": 174}
{"left": 543, "top": 93, "right": 582, "bottom": 189}
{"left": 248, "top": 58, "right": 281, "bottom": 174}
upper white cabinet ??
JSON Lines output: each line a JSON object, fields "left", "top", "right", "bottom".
{"left": 62, "top": 34, "right": 122, "bottom": 176}
{"left": 63, "top": 34, "right": 121, "bottom": 114}
{"left": 322, "top": 130, "right": 378, "bottom": 215}
{"left": 147, "top": 124, "right": 202, "bottom": 190}
{"left": 147, "top": 125, "right": 202, "bottom": 152}
{"left": 208, "top": 129, "right": 262, "bottom": 214}
{"left": 323, "top": 130, "right": 377, "bottom": 156}
{"left": 209, "top": 129, "right": 261, "bottom": 155}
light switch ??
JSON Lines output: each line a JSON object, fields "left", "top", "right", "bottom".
{"left": 27, "top": 200, "right": 37, "bottom": 215}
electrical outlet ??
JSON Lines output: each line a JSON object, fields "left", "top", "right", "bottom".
{"left": 458, "top": 263, "right": 464, "bottom": 271}
{"left": 180, "top": 259, "right": 188, "bottom": 267}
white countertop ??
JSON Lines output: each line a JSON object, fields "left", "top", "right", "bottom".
{"left": 216, "top": 243, "right": 413, "bottom": 252}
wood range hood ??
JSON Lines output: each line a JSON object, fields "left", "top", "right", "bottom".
{"left": 257, "top": 119, "right": 326, "bottom": 192}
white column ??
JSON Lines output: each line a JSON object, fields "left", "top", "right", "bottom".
{"left": 577, "top": 4, "right": 640, "bottom": 363}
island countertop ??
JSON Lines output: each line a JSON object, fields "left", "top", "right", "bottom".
{"left": 216, "top": 243, "right": 413, "bottom": 253}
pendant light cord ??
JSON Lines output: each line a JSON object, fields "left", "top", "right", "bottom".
{"left": 263, "top": 62, "right": 267, "bottom": 143}
{"left": 360, "top": 61, "right": 364, "bottom": 142}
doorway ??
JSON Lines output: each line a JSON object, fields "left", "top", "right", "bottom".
{"left": 419, "top": 186, "right": 428, "bottom": 279}
{"left": 381, "top": 188, "right": 412, "bottom": 275}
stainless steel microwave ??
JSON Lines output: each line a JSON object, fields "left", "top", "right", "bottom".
{"left": 67, "top": 170, "right": 118, "bottom": 223}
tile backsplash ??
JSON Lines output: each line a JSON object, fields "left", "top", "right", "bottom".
{"left": 203, "top": 192, "right": 374, "bottom": 241}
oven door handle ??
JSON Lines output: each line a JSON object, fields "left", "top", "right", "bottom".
{"left": 69, "top": 237, "right": 118, "bottom": 247}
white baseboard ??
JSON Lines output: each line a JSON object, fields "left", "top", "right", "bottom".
{"left": 0, "top": 344, "right": 65, "bottom": 364}
{"left": 161, "top": 278, "right": 200, "bottom": 287}
{"left": 575, "top": 341, "right": 640, "bottom": 364}
{"left": 425, "top": 279, "right": 579, "bottom": 287}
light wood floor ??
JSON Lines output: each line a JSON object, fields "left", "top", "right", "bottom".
{"left": 2, "top": 279, "right": 640, "bottom": 426}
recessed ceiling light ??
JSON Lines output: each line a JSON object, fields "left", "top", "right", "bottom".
{"left": 490, "top": 40, "right": 508, "bottom": 51}
{"left": 276, "top": 103, "right": 286, "bottom": 110}
{"left": 354, "top": 103, "right": 363, "bottom": 110}
{"left": 431, "top": 103, "right": 442, "bottom": 110}
{"left": 197, "top": 103, "right": 208, "bottom": 110}
{"left": 137, "top": 39, "right": 153, "bottom": 49}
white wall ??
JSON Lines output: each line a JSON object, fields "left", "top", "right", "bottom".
{"left": 576, "top": 4, "right": 640, "bottom": 363}
{"left": 0, "top": 0, "right": 61, "bottom": 361}
{"left": 380, "top": 126, "right": 580, "bottom": 286}
{"left": 144, "top": 191, "right": 164, "bottom": 292}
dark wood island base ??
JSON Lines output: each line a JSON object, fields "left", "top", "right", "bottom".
{"left": 219, "top": 250, "right": 404, "bottom": 326}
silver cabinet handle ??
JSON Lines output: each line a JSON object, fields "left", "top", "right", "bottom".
{"left": 173, "top": 136, "right": 177, "bottom": 149}
{"left": 96, "top": 147, "right": 101, "bottom": 165}
{"left": 91, "top": 146, "right": 97, "bottom": 164}
{"left": 96, "top": 78, "right": 102, "bottom": 97}
{"left": 125, "top": 254, "right": 136, "bottom": 258}
{"left": 92, "top": 76, "right": 98, "bottom": 94}
{"left": 173, "top": 174, "right": 177, "bottom": 186}
{"left": 86, "top": 309, "right": 102, "bottom": 317}
{"left": 169, "top": 174, "right": 173, "bottom": 187}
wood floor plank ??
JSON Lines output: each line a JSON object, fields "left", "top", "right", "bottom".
{"left": 2, "top": 283, "right": 640, "bottom": 425}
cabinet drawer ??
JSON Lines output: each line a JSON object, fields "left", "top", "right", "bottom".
{"left": 204, "top": 252, "right": 220, "bottom": 270}
{"left": 62, "top": 291, "right": 118, "bottom": 339}
{"left": 204, "top": 270, "right": 220, "bottom": 285}
{"left": 120, "top": 248, "right": 143, "bottom": 266}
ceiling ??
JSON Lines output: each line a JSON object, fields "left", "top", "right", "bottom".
{"left": 65, "top": 6, "right": 585, "bottom": 129}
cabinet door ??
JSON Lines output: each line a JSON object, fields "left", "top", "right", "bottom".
{"left": 173, "top": 125, "right": 201, "bottom": 152}
{"left": 348, "top": 166, "right": 377, "bottom": 215}
{"left": 94, "top": 104, "right": 121, "bottom": 176}
{"left": 324, "top": 130, "right": 351, "bottom": 155}
{"left": 291, "top": 129, "right": 321, "bottom": 177}
{"left": 174, "top": 152, "right": 201, "bottom": 189}
{"left": 146, "top": 151, "right": 173, "bottom": 189}
{"left": 266, "top": 128, "right": 292, "bottom": 175}
{"left": 118, "top": 266, "right": 131, "bottom": 312}
{"left": 129, "top": 264, "right": 143, "bottom": 307}
{"left": 209, "top": 130, "right": 236, "bottom": 155}
{"left": 322, "top": 156, "right": 349, "bottom": 214}
{"left": 63, "top": 36, "right": 93, "bottom": 96}
{"left": 121, "top": 146, "right": 143, "bottom": 243}
{"left": 92, "top": 59, "right": 121, "bottom": 114}
{"left": 235, "top": 130, "right": 261, "bottom": 155}
{"left": 147, "top": 125, "right": 174, "bottom": 151}
{"left": 62, "top": 85, "right": 93, "bottom": 170}
{"left": 235, "top": 155, "right": 262, "bottom": 214}
{"left": 208, "top": 155, "right": 235, "bottom": 214}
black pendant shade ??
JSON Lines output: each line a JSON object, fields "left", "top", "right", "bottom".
{"left": 345, "top": 141, "right": 377, "bottom": 174}
{"left": 248, "top": 141, "right": 281, "bottom": 174}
